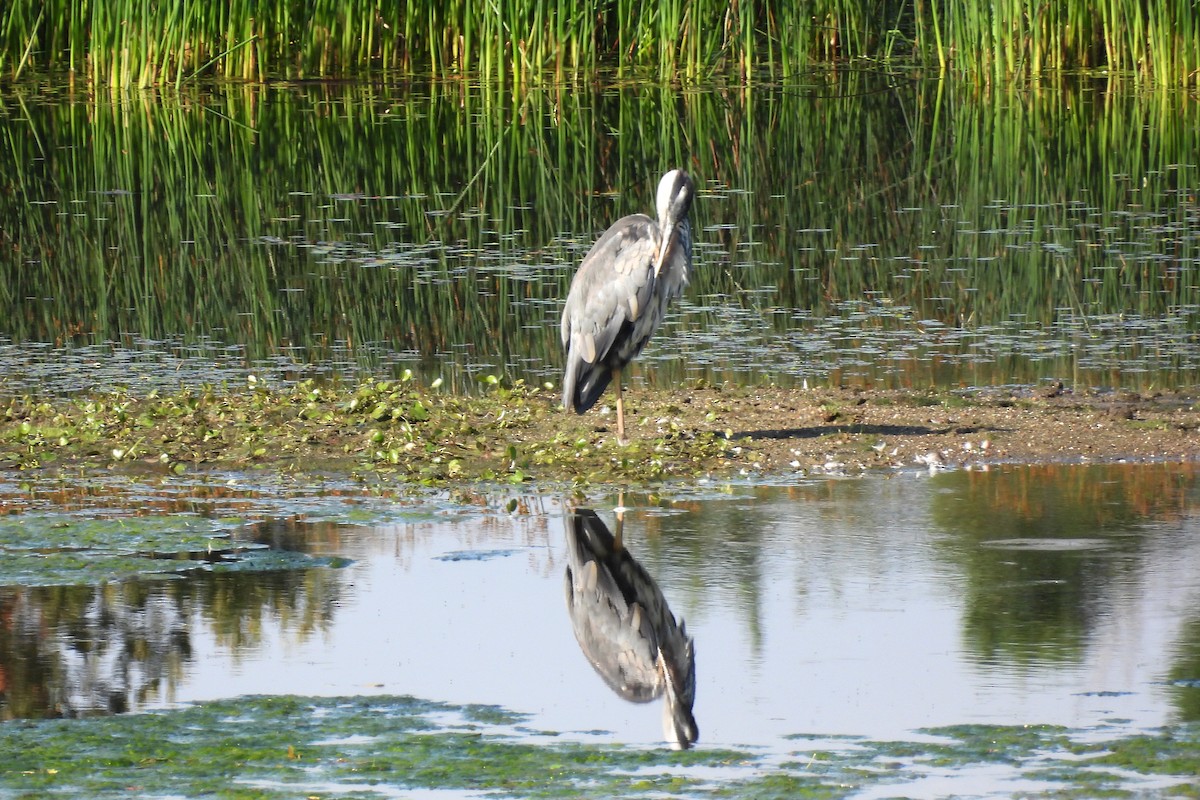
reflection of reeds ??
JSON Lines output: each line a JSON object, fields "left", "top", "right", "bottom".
{"left": 955, "top": 463, "right": 1199, "bottom": 528}
{"left": 931, "top": 462, "right": 1200, "bottom": 668}
{"left": 0, "top": 2, "right": 1196, "bottom": 86}
{"left": 0, "top": 78, "right": 1197, "bottom": 390}
{"left": 0, "top": 561, "right": 340, "bottom": 718}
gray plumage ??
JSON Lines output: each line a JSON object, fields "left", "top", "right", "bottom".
{"left": 561, "top": 169, "right": 695, "bottom": 440}
{"left": 563, "top": 508, "right": 698, "bottom": 749}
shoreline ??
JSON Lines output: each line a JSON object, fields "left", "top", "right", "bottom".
{"left": 2, "top": 382, "right": 1196, "bottom": 484}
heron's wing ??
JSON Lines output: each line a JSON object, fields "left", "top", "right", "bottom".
{"left": 563, "top": 510, "right": 663, "bottom": 702}
{"left": 561, "top": 214, "right": 660, "bottom": 366}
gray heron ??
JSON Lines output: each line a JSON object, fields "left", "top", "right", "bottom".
{"left": 561, "top": 169, "right": 695, "bottom": 441}
{"left": 563, "top": 507, "right": 698, "bottom": 749}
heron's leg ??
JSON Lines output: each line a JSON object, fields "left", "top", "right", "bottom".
{"left": 614, "top": 366, "right": 625, "bottom": 442}
{"left": 614, "top": 490, "right": 625, "bottom": 550}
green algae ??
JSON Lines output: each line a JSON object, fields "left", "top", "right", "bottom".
{"left": 912, "top": 723, "right": 1076, "bottom": 765}
{"left": 0, "top": 697, "right": 1196, "bottom": 799}
{"left": 0, "top": 513, "right": 245, "bottom": 555}
{"left": 0, "top": 549, "right": 187, "bottom": 586}
{"left": 0, "top": 512, "right": 345, "bottom": 586}
{"left": 1079, "top": 730, "right": 1200, "bottom": 779}
{"left": 0, "top": 695, "right": 748, "bottom": 799}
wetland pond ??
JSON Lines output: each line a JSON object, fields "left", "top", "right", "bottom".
{"left": 1, "top": 74, "right": 1199, "bottom": 797}
{"left": 1, "top": 462, "right": 1199, "bottom": 797}
{"left": 1, "top": 76, "right": 1198, "bottom": 395}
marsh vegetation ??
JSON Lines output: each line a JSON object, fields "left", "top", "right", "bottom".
{"left": 2, "top": 0, "right": 1197, "bottom": 85}
{"left": 1, "top": 4, "right": 1199, "bottom": 797}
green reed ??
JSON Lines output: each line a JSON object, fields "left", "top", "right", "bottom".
{"left": 930, "top": 0, "right": 1200, "bottom": 84}
{"left": 1, "top": 76, "right": 1197, "bottom": 393}
{"left": 1, "top": 0, "right": 1197, "bottom": 86}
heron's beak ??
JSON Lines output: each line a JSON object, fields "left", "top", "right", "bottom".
{"left": 658, "top": 648, "right": 698, "bottom": 749}
{"left": 653, "top": 219, "right": 676, "bottom": 279}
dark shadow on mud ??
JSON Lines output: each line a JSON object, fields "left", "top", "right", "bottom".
{"left": 732, "top": 423, "right": 1008, "bottom": 440}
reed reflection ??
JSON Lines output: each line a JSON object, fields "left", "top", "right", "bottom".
{"left": 0, "top": 519, "right": 343, "bottom": 720}
{"left": 930, "top": 464, "right": 1200, "bottom": 671}
{"left": 3, "top": 82, "right": 1199, "bottom": 397}
{"left": 563, "top": 508, "right": 697, "bottom": 749}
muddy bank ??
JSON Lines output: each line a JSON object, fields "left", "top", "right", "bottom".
{"left": 675, "top": 384, "right": 1200, "bottom": 474}
{"left": 1, "top": 381, "right": 1196, "bottom": 484}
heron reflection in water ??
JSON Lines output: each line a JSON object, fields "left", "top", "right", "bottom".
{"left": 561, "top": 169, "right": 695, "bottom": 442}
{"left": 563, "top": 508, "right": 698, "bottom": 748}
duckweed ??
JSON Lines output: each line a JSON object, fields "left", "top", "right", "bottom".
{"left": 5, "top": 380, "right": 1198, "bottom": 485}
{"left": 0, "top": 695, "right": 749, "bottom": 799}
{"left": 0, "top": 512, "right": 343, "bottom": 585}
{"left": 0, "top": 697, "right": 1195, "bottom": 798}
{"left": 1, "top": 378, "right": 755, "bottom": 486}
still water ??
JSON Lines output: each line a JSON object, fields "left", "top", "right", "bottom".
{"left": 4, "top": 462, "right": 1198, "bottom": 754}
{"left": 2, "top": 73, "right": 1199, "bottom": 794}
{"left": 1, "top": 77, "right": 1198, "bottom": 395}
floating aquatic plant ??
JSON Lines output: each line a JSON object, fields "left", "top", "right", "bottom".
{"left": 1, "top": 378, "right": 761, "bottom": 486}
{"left": 0, "top": 511, "right": 345, "bottom": 585}
{"left": 0, "top": 694, "right": 1195, "bottom": 798}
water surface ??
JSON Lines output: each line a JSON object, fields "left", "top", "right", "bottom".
{"left": 1, "top": 78, "right": 1197, "bottom": 394}
{"left": 4, "top": 463, "right": 1198, "bottom": 756}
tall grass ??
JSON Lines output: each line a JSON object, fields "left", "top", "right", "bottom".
{"left": 0, "top": 0, "right": 1197, "bottom": 86}
{"left": 927, "top": 0, "right": 1200, "bottom": 85}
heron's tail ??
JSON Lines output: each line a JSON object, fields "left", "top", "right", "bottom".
{"left": 563, "top": 346, "right": 612, "bottom": 414}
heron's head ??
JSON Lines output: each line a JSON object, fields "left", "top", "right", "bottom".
{"left": 653, "top": 169, "right": 695, "bottom": 279}
{"left": 658, "top": 624, "right": 698, "bottom": 749}
{"left": 655, "top": 169, "right": 694, "bottom": 228}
